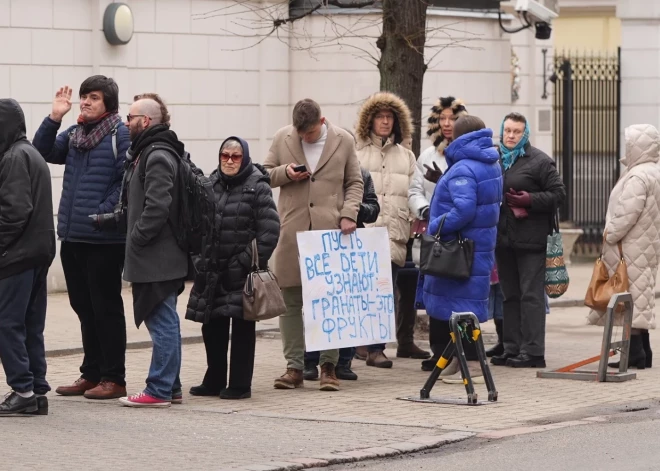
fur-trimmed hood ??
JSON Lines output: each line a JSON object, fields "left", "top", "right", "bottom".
{"left": 355, "top": 92, "right": 414, "bottom": 146}
{"left": 427, "top": 96, "right": 468, "bottom": 154}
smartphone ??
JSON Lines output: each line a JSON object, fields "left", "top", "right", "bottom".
{"left": 293, "top": 164, "right": 308, "bottom": 173}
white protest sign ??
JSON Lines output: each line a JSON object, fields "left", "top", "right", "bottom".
{"left": 297, "top": 227, "right": 394, "bottom": 352}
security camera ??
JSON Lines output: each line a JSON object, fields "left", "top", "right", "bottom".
{"left": 514, "top": 0, "right": 558, "bottom": 23}
{"left": 514, "top": 0, "right": 558, "bottom": 39}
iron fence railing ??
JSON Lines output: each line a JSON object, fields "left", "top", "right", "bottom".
{"left": 553, "top": 48, "right": 621, "bottom": 256}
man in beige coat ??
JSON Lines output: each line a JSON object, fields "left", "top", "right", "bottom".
{"left": 264, "top": 99, "right": 363, "bottom": 391}
{"left": 354, "top": 92, "right": 419, "bottom": 368}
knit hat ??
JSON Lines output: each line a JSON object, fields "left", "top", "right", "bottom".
{"left": 427, "top": 96, "right": 468, "bottom": 153}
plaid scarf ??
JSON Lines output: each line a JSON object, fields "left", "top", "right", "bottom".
{"left": 69, "top": 113, "right": 122, "bottom": 151}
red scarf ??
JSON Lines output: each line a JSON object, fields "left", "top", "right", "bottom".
{"left": 77, "top": 111, "right": 111, "bottom": 125}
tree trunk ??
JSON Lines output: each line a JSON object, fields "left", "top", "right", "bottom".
{"left": 377, "top": 0, "right": 428, "bottom": 157}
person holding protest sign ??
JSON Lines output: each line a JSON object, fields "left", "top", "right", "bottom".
{"left": 422, "top": 116, "right": 503, "bottom": 384}
{"left": 354, "top": 92, "right": 416, "bottom": 368}
{"left": 303, "top": 166, "right": 380, "bottom": 381}
{"left": 265, "top": 99, "right": 363, "bottom": 392}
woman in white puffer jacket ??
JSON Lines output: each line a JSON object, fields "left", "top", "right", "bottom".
{"left": 588, "top": 124, "right": 660, "bottom": 370}
{"left": 409, "top": 97, "right": 468, "bottom": 222}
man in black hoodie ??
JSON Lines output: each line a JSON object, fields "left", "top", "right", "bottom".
{"left": 118, "top": 96, "right": 189, "bottom": 408}
{"left": 0, "top": 99, "right": 56, "bottom": 415}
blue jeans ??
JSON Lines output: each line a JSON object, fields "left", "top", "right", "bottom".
{"left": 488, "top": 283, "right": 504, "bottom": 321}
{"left": 143, "top": 292, "right": 182, "bottom": 400}
{"left": 0, "top": 266, "right": 50, "bottom": 394}
{"left": 368, "top": 262, "right": 400, "bottom": 353}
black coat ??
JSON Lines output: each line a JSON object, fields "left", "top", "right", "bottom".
{"left": 186, "top": 162, "right": 280, "bottom": 322}
{"left": 0, "top": 99, "right": 55, "bottom": 280}
{"left": 358, "top": 167, "right": 379, "bottom": 227}
{"left": 497, "top": 144, "right": 566, "bottom": 251}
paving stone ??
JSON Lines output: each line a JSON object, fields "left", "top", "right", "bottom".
{"left": 4, "top": 300, "right": 660, "bottom": 470}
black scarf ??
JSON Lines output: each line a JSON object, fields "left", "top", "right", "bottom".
{"left": 130, "top": 124, "right": 185, "bottom": 160}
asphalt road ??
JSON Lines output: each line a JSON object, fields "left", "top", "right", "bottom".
{"left": 326, "top": 407, "right": 660, "bottom": 471}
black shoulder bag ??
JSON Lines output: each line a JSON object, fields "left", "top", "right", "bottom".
{"left": 419, "top": 214, "right": 474, "bottom": 280}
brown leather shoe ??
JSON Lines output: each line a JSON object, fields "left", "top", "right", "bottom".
{"left": 367, "top": 351, "right": 393, "bottom": 368}
{"left": 84, "top": 381, "right": 127, "bottom": 400}
{"left": 55, "top": 377, "right": 98, "bottom": 396}
{"left": 396, "top": 343, "right": 431, "bottom": 359}
{"left": 319, "top": 363, "right": 340, "bottom": 391}
{"left": 273, "top": 368, "right": 304, "bottom": 389}
{"left": 354, "top": 346, "right": 368, "bottom": 361}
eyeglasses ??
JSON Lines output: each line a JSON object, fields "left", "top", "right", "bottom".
{"left": 126, "top": 114, "right": 150, "bottom": 122}
{"left": 374, "top": 113, "right": 394, "bottom": 121}
{"left": 220, "top": 153, "right": 243, "bottom": 163}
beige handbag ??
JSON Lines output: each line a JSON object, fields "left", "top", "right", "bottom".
{"left": 243, "top": 239, "right": 287, "bottom": 321}
{"left": 584, "top": 234, "right": 629, "bottom": 311}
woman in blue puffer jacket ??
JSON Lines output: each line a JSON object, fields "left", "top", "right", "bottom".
{"left": 422, "top": 116, "right": 503, "bottom": 384}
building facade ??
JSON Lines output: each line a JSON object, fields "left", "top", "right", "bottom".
{"left": 0, "top": 0, "right": 552, "bottom": 291}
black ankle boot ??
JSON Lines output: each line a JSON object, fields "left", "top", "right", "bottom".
{"left": 303, "top": 362, "right": 319, "bottom": 381}
{"left": 642, "top": 330, "right": 652, "bottom": 368}
{"left": 421, "top": 356, "right": 438, "bottom": 372}
{"left": 609, "top": 334, "right": 646, "bottom": 369}
{"left": 189, "top": 384, "right": 222, "bottom": 396}
{"left": 219, "top": 388, "right": 251, "bottom": 400}
{"left": 486, "top": 319, "right": 504, "bottom": 358}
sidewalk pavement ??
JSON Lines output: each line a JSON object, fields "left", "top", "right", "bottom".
{"left": 45, "top": 262, "right": 655, "bottom": 355}
{"left": 42, "top": 266, "right": 602, "bottom": 357}
{"left": 3, "top": 265, "right": 659, "bottom": 471}
{"left": 44, "top": 281, "right": 279, "bottom": 355}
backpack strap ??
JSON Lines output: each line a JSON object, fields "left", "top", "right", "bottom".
{"left": 67, "top": 128, "right": 75, "bottom": 150}
{"left": 137, "top": 143, "right": 180, "bottom": 183}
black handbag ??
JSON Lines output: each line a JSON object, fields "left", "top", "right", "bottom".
{"left": 419, "top": 215, "right": 474, "bottom": 280}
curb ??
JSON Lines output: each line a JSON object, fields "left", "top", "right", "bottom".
{"left": 231, "top": 431, "right": 475, "bottom": 471}
{"left": 548, "top": 290, "right": 660, "bottom": 309}
{"left": 47, "top": 289, "right": 660, "bottom": 357}
{"left": 45, "top": 327, "right": 280, "bottom": 358}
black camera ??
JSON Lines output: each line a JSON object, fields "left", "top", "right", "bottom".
{"left": 89, "top": 203, "right": 127, "bottom": 234}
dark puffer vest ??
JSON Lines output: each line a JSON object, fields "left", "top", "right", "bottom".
{"left": 186, "top": 160, "right": 280, "bottom": 323}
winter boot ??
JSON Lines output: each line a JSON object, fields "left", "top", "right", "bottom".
{"left": 486, "top": 319, "right": 504, "bottom": 358}
{"left": 642, "top": 330, "right": 652, "bottom": 368}
{"left": 609, "top": 334, "right": 646, "bottom": 369}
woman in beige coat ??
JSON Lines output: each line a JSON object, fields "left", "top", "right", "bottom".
{"left": 587, "top": 124, "right": 660, "bottom": 369}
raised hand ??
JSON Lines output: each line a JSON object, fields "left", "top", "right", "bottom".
{"left": 50, "top": 86, "right": 73, "bottom": 122}
{"left": 423, "top": 161, "right": 443, "bottom": 184}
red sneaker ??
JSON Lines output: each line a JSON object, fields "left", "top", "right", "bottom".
{"left": 118, "top": 392, "right": 171, "bottom": 408}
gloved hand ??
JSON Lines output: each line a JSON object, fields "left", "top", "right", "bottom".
{"left": 505, "top": 188, "right": 532, "bottom": 208}
{"left": 423, "top": 161, "right": 443, "bottom": 184}
{"left": 510, "top": 206, "right": 529, "bottom": 219}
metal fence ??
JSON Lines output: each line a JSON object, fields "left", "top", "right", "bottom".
{"left": 553, "top": 49, "right": 621, "bottom": 256}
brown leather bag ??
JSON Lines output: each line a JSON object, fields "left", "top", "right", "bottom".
{"left": 584, "top": 235, "right": 629, "bottom": 311}
{"left": 243, "top": 239, "right": 287, "bottom": 322}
